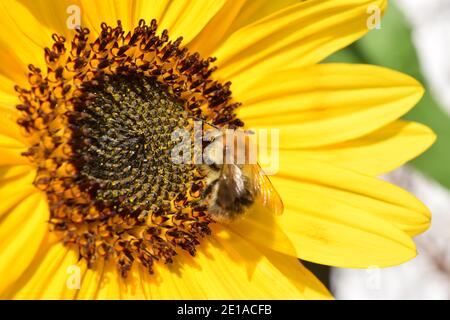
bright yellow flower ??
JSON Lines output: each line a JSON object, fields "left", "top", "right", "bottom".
{"left": 0, "top": 0, "right": 435, "bottom": 299}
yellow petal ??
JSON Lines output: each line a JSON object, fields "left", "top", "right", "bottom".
{"left": 227, "top": 202, "right": 298, "bottom": 258}
{"left": 156, "top": 0, "right": 226, "bottom": 45}
{"left": 0, "top": 1, "right": 53, "bottom": 86}
{"left": 275, "top": 175, "right": 420, "bottom": 267}
{"left": 132, "top": 0, "right": 170, "bottom": 30}
{"left": 278, "top": 202, "right": 416, "bottom": 268}
{"left": 238, "top": 64, "right": 424, "bottom": 148}
{"left": 135, "top": 227, "right": 330, "bottom": 299}
{"left": 294, "top": 120, "right": 436, "bottom": 176}
{"left": 0, "top": 148, "right": 29, "bottom": 166}
{"left": 276, "top": 157, "right": 431, "bottom": 237}
{"left": 214, "top": 0, "right": 387, "bottom": 94}
{"left": 14, "top": 0, "right": 80, "bottom": 39}
{"left": 10, "top": 228, "right": 330, "bottom": 299}
{"left": 266, "top": 156, "right": 431, "bottom": 267}
{"left": 0, "top": 166, "right": 36, "bottom": 219}
{"left": 117, "top": 266, "right": 148, "bottom": 300}
{"left": 77, "top": 0, "right": 226, "bottom": 45}
{"left": 0, "top": 105, "right": 29, "bottom": 144}
{"left": 0, "top": 135, "right": 29, "bottom": 166}
{"left": 94, "top": 261, "right": 124, "bottom": 300}
{"left": 189, "top": 0, "right": 298, "bottom": 56}
{"left": 255, "top": 244, "right": 332, "bottom": 300}
{"left": 0, "top": 193, "right": 48, "bottom": 296}
{"left": 77, "top": 260, "right": 105, "bottom": 300}
{"left": 0, "top": 135, "right": 23, "bottom": 149}
{"left": 9, "top": 242, "right": 83, "bottom": 299}
{"left": 0, "top": 164, "right": 32, "bottom": 182}
{"left": 0, "top": 106, "right": 29, "bottom": 166}
{"left": 0, "top": 74, "right": 17, "bottom": 105}
{"left": 79, "top": 0, "right": 132, "bottom": 34}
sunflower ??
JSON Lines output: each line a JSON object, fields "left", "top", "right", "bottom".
{"left": 0, "top": 0, "right": 435, "bottom": 300}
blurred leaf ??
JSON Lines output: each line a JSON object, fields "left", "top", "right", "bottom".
{"left": 325, "top": 1, "right": 450, "bottom": 189}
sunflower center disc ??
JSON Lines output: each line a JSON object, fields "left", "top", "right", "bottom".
{"left": 70, "top": 75, "right": 193, "bottom": 216}
{"left": 15, "top": 19, "right": 243, "bottom": 277}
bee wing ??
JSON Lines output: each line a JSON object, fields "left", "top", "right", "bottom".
{"left": 244, "top": 163, "right": 284, "bottom": 216}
